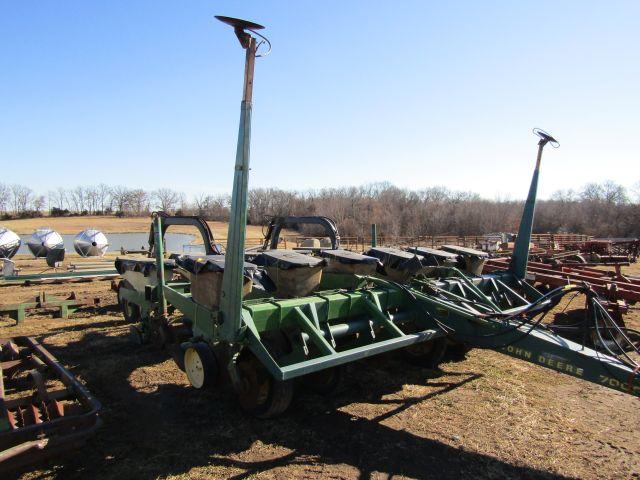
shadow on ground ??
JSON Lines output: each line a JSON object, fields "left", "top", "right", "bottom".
{"left": 9, "top": 325, "right": 574, "bottom": 480}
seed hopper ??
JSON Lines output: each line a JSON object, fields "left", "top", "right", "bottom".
{"left": 116, "top": 16, "right": 640, "bottom": 418}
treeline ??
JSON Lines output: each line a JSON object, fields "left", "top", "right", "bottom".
{"left": 1, "top": 181, "right": 639, "bottom": 238}
{"left": 0, "top": 184, "right": 184, "bottom": 218}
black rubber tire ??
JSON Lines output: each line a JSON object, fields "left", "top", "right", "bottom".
{"left": 171, "top": 344, "right": 187, "bottom": 371}
{"left": 184, "top": 342, "right": 219, "bottom": 390}
{"left": 446, "top": 340, "right": 472, "bottom": 360}
{"left": 150, "top": 321, "right": 173, "bottom": 349}
{"left": 235, "top": 352, "right": 294, "bottom": 419}
{"left": 117, "top": 280, "right": 133, "bottom": 306}
{"left": 129, "top": 325, "right": 144, "bottom": 345}
{"left": 301, "top": 366, "right": 343, "bottom": 395}
{"left": 403, "top": 337, "right": 448, "bottom": 368}
{"left": 118, "top": 281, "right": 141, "bottom": 323}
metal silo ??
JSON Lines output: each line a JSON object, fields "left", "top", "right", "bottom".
{"left": 0, "top": 227, "right": 21, "bottom": 259}
{"left": 26, "top": 228, "right": 64, "bottom": 258}
{"left": 74, "top": 229, "right": 109, "bottom": 257}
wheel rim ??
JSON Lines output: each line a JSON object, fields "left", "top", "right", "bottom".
{"left": 184, "top": 348, "right": 205, "bottom": 389}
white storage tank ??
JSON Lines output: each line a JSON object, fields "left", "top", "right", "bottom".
{"left": 26, "top": 228, "right": 64, "bottom": 258}
{"left": 74, "top": 229, "right": 109, "bottom": 257}
{"left": 0, "top": 227, "right": 21, "bottom": 259}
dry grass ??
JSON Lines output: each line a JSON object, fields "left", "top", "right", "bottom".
{"left": 0, "top": 215, "right": 269, "bottom": 239}
{"left": 1, "top": 259, "right": 638, "bottom": 479}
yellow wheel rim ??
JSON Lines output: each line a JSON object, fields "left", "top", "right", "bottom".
{"left": 184, "top": 347, "right": 205, "bottom": 389}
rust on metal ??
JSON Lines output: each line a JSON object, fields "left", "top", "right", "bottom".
{"left": 484, "top": 257, "right": 640, "bottom": 303}
{"left": 0, "top": 336, "right": 101, "bottom": 473}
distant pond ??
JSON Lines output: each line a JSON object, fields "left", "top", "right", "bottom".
{"left": 16, "top": 232, "right": 199, "bottom": 255}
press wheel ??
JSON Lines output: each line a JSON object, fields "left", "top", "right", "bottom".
{"left": 118, "top": 281, "right": 141, "bottom": 323}
{"left": 446, "top": 340, "right": 472, "bottom": 360}
{"left": 234, "top": 352, "right": 293, "bottom": 418}
{"left": 403, "top": 337, "right": 447, "bottom": 368}
{"left": 149, "top": 318, "right": 173, "bottom": 349}
{"left": 129, "top": 325, "right": 144, "bottom": 345}
{"left": 184, "top": 343, "right": 218, "bottom": 389}
{"left": 301, "top": 366, "right": 343, "bottom": 395}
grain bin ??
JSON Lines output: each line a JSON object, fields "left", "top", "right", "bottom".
{"left": 26, "top": 228, "right": 64, "bottom": 258}
{"left": 74, "top": 229, "right": 109, "bottom": 257}
{"left": 0, "top": 228, "right": 21, "bottom": 259}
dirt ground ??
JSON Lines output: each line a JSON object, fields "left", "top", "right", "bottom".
{"left": 1, "top": 256, "right": 639, "bottom": 480}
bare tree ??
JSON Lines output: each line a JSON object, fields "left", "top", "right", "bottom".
{"left": 0, "top": 183, "right": 9, "bottom": 214}
{"left": 129, "top": 189, "right": 149, "bottom": 216}
{"left": 550, "top": 189, "right": 577, "bottom": 202}
{"left": 33, "top": 195, "right": 46, "bottom": 213}
{"left": 69, "top": 186, "right": 86, "bottom": 213}
{"left": 178, "top": 193, "right": 189, "bottom": 213}
{"left": 86, "top": 185, "right": 99, "bottom": 214}
{"left": 580, "top": 183, "right": 604, "bottom": 202}
{"left": 10, "top": 184, "right": 33, "bottom": 214}
{"left": 601, "top": 181, "right": 628, "bottom": 205}
{"left": 247, "top": 188, "right": 299, "bottom": 224}
{"left": 193, "top": 193, "right": 229, "bottom": 220}
{"left": 110, "top": 186, "right": 131, "bottom": 214}
{"left": 96, "top": 183, "right": 112, "bottom": 213}
{"left": 48, "top": 187, "right": 67, "bottom": 210}
{"left": 632, "top": 181, "right": 640, "bottom": 204}
{"left": 153, "top": 188, "right": 182, "bottom": 213}
{"left": 1, "top": 179, "right": 639, "bottom": 237}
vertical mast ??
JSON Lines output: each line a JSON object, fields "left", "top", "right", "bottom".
{"left": 510, "top": 129, "right": 559, "bottom": 279}
{"left": 215, "top": 16, "right": 268, "bottom": 341}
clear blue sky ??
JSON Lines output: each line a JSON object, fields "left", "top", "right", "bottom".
{"left": 1, "top": 1, "right": 638, "bottom": 199}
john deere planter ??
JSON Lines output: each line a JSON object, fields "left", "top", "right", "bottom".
{"left": 115, "top": 16, "right": 639, "bottom": 418}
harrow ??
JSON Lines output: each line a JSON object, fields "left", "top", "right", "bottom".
{"left": 115, "top": 16, "right": 639, "bottom": 418}
{"left": 0, "top": 337, "right": 101, "bottom": 472}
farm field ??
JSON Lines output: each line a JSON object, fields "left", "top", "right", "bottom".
{"left": 0, "top": 215, "right": 269, "bottom": 239}
{"left": 1, "top": 256, "right": 638, "bottom": 480}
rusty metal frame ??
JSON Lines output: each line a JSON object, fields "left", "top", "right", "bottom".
{"left": 0, "top": 337, "right": 101, "bottom": 473}
{"left": 485, "top": 258, "right": 640, "bottom": 303}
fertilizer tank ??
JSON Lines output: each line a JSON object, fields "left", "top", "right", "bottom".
{"left": 26, "top": 228, "right": 64, "bottom": 258}
{"left": 0, "top": 227, "right": 21, "bottom": 259}
{"left": 74, "top": 229, "right": 109, "bottom": 257}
